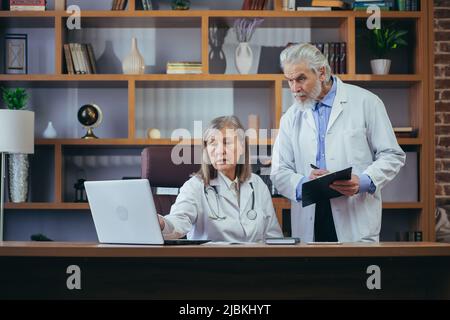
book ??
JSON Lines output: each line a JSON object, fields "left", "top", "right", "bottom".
{"left": 265, "top": 237, "right": 300, "bottom": 245}
{"left": 10, "top": 5, "right": 45, "bottom": 10}
{"left": 297, "top": 6, "right": 332, "bottom": 10}
{"left": 339, "top": 42, "right": 346, "bottom": 74}
{"left": 63, "top": 44, "right": 75, "bottom": 75}
{"left": 10, "top": 0, "right": 45, "bottom": 4}
{"left": 302, "top": 167, "right": 352, "bottom": 207}
{"left": 311, "top": 0, "right": 344, "bottom": 7}
{"left": 86, "top": 44, "right": 97, "bottom": 74}
{"left": 69, "top": 43, "right": 81, "bottom": 74}
{"left": 393, "top": 127, "right": 418, "bottom": 138}
{"left": 393, "top": 126, "right": 414, "bottom": 132}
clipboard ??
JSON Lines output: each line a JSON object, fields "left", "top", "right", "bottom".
{"left": 301, "top": 167, "right": 352, "bottom": 207}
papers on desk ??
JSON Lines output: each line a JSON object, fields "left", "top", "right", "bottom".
{"left": 203, "top": 241, "right": 258, "bottom": 245}
{"left": 302, "top": 167, "right": 352, "bottom": 207}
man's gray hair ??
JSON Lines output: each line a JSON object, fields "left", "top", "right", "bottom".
{"left": 280, "top": 43, "right": 332, "bottom": 82}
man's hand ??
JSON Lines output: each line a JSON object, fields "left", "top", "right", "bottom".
{"left": 157, "top": 214, "right": 165, "bottom": 230}
{"left": 330, "top": 174, "right": 360, "bottom": 196}
{"left": 309, "top": 169, "right": 329, "bottom": 180}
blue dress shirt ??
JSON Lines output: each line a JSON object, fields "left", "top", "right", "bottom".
{"left": 296, "top": 77, "right": 376, "bottom": 201}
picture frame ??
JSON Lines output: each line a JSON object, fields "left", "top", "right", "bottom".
{"left": 4, "top": 33, "right": 28, "bottom": 74}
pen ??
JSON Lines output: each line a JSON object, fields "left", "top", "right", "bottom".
{"left": 310, "top": 163, "right": 320, "bottom": 170}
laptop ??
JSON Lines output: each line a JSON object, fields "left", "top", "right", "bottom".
{"left": 84, "top": 179, "right": 210, "bottom": 245}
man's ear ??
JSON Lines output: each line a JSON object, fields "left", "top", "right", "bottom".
{"left": 319, "top": 66, "right": 326, "bottom": 82}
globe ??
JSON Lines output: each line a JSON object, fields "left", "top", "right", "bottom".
{"left": 77, "top": 104, "right": 99, "bottom": 127}
{"left": 77, "top": 103, "right": 102, "bottom": 139}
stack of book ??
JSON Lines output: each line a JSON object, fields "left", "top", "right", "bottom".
{"left": 314, "top": 42, "right": 347, "bottom": 74}
{"left": 63, "top": 43, "right": 97, "bottom": 75}
{"left": 350, "top": 0, "right": 394, "bottom": 11}
{"left": 241, "top": 0, "right": 268, "bottom": 10}
{"left": 140, "top": 0, "right": 153, "bottom": 10}
{"left": 393, "top": 127, "right": 418, "bottom": 138}
{"left": 9, "top": 0, "right": 46, "bottom": 11}
{"left": 111, "top": 0, "right": 128, "bottom": 10}
{"left": 294, "top": 0, "right": 349, "bottom": 11}
{"left": 311, "top": 0, "right": 346, "bottom": 8}
{"left": 166, "top": 62, "right": 202, "bottom": 74}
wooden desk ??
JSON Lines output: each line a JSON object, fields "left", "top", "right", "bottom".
{"left": 1, "top": 241, "right": 450, "bottom": 299}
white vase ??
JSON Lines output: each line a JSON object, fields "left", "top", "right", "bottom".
{"left": 235, "top": 42, "right": 253, "bottom": 74}
{"left": 370, "top": 59, "right": 391, "bottom": 75}
{"left": 43, "top": 121, "right": 57, "bottom": 138}
{"left": 122, "top": 37, "right": 145, "bottom": 74}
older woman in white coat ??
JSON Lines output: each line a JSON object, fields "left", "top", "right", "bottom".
{"left": 158, "top": 116, "right": 283, "bottom": 242}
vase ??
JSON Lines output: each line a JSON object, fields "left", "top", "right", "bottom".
{"left": 43, "top": 121, "right": 57, "bottom": 138}
{"left": 8, "top": 154, "right": 30, "bottom": 203}
{"left": 370, "top": 59, "right": 391, "bottom": 75}
{"left": 235, "top": 42, "right": 253, "bottom": 74}
{"left": 209, "top": 47, "right": 226, "bottom": 74}
{"left": 122, "top": 37, "right": 145, "bottom": 74}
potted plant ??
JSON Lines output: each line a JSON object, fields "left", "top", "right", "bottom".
{"left": 171, "top": 0, "right": 190, "bottom": 10}
{"left": 368, "top": 25, "right": 408, "bottom": 74}
{"left": 0, "top": 87, "right": 34, "bottom": 203}
{"left": 2, "top": 88, "right": 28, "bottom": 110}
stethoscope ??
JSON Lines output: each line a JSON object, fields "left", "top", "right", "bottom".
{"left": 204, "top": 182, "right": 257, "bottom": 221}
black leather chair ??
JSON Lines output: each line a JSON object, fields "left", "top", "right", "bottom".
{"left": 141, "top": 145, "right": 200, "bottom": 215}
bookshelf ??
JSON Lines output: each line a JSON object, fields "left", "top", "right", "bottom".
{"left": 0, "top": 0, "right": 435, "bottom": 241}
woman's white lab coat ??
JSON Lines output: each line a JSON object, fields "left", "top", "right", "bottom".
{"left": 162, "top": 173, "right": 283, "bottom": 243}
{"left": 271, "top": 77, "right": 406, "bottom": 242}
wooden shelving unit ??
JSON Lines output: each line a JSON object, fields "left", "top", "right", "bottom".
{"left": 0, "top": 0, "right": 435, "bottom": 240}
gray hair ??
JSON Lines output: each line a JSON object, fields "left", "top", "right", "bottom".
{"left": 196, "top": 115, "right": 251, "bottom": 185}
{"left": 280, "top": 43, "right": 332, "bottom": 82}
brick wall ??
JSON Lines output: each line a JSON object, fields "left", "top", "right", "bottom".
{"left": 435, "top": 0, "right": 450, "bottom": 206}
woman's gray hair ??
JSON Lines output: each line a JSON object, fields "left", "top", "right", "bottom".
{"left": 196, "top": 115, "right": 251, "bottom": 185}
{"left": 280, "top": 43, "right": 332, "bottom": 82}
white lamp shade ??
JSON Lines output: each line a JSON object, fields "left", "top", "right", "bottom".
{"left": 0, "top": 110, "right": 34, "bottom": 154}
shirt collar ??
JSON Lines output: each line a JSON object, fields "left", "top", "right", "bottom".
{"left": 314, "top": 76, "right": 336, "bottom": 110}
{"left": 218, "top": 172, "right": 239, "bottom": 191}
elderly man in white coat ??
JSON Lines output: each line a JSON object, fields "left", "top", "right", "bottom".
{"left": 270, "top": 43, "right": 405, "bottom": 243}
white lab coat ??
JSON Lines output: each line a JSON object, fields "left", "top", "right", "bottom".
{"left": 162, "top": 173, "right": 283, "bottom": 242}
{"left": 271, "top": 77, "right": 405, "bottom": 243}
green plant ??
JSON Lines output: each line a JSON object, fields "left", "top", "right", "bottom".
{"left": 171, "top": 0, "right": 190, "bottom": 10}
{"left": 368, "top": 25, "right": 408, "bottom": 59}
{"left": 1, "top": 87, "right": 28, "bottom": 110}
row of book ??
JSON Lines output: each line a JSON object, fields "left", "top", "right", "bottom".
{"left": 286, "top": 0, "right": 419, "bottom": 11}
{"left": 314, "top": 42, "right": 347, "bottom": 74}
{"left": 241, "top": 0, "right": 268, "bottom": 10}
{"left": 350, "top": 0, "right": 419, "bottom": 11}
{"left": 63, "top": 43, "right": 98, "bottom": 75}
{"left": 140, "top": 0, "right": 153, "bottom": 10}
{"left": 166, "top": 62, "right": 202, "bottom": 74}
{"left": 111, "top": 0, "right": 128, "bottom": 10}
{"left": 9, "top": 0, "right": 45, "bottom": 11}
{"left": 284, "top": 0, "right": 348, "bottom": 11}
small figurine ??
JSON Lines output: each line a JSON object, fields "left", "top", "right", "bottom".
{"left": 74, "top": 178, "right": 87, "bottom": 202}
